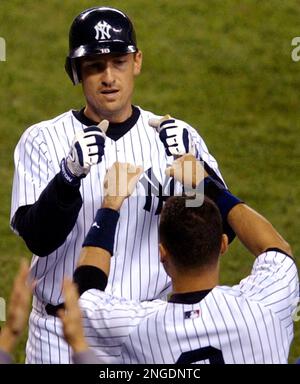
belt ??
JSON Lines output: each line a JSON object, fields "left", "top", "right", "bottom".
{"left": 45, "top": 302, "right": 65, "bottom": 317}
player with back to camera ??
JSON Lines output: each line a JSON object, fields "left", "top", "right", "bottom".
{"left": 10, "top": 7, "right": 233, "bottom": 363}
{"left": 64, "top": 156, "right": 298, "bottom": 364}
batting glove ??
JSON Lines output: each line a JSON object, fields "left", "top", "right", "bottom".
{"left": 149, "top": 116, "right": 196, "bottom": 157}
{"left": 60, "top": 120, "right": 109, "bottom": 185}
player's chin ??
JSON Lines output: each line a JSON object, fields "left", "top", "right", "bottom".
{"left": 95, "top": 100, "right": 123, "bottom": 118}
{"left": 96, "top": 94, "right": 121, "bottom": 108}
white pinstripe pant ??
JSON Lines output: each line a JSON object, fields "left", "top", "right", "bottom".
{"left": 26, "top": 298, "right": 71, "bottom": 364}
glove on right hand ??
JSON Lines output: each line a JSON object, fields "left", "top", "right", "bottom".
{"left": 61, "top": 120, "right": 109, "bottom": 185}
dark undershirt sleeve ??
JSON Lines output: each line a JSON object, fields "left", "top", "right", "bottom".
{"left": 11, "top": 172, "right": 82, "bottom": 257}
{"left": 202, "top": 160, "right": 236, "bottom": 244}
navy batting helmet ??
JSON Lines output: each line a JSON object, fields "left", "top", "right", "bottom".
{"left": 65, "top": 7, "right": 138, "bottom": 84}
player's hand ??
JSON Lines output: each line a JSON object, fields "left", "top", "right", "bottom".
{"left": 58, "top": 279, "right": 88, "bottom": 353}
{"left": 60, "top": 120, "right": 109, "bottom": 185}
{"left": 165, "top": 154, "right": 207, "bottom": 188}
{"left": 102, "top": 162, "right": 143, "bottom": 211}
{"left": 149, "top": 115, "right": 196, "bottom": 157}
{"left": 0, "top": 259, "right": 31, "bottom": 353}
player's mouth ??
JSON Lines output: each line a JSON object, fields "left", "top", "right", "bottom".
{"left": 99, "top": 89, "right": 119, "bottom": 95}
{"left": 98, "top": 89, "right": 119, "bottom": 101}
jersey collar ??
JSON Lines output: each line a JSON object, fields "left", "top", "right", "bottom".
{"left": 168, "top": 289, "right": 212, "bottom": 304}
{"left": 72, "top": 105, "right": 140, "bottom": 141}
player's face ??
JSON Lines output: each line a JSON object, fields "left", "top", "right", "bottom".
{"left": 81, "top": 52, "right": 142, "bottom": 123}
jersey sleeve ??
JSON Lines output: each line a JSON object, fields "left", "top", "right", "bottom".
{"left": 79, "top": 289, "right": 165, "bottom": 363}
{"left": 10, "top": 125, "right": 55, "bottom": 221}
{"left": 234, "top": 249, "right": 299, "bottom": 325}
{"left": 188, "top": 125, "right": 226, "bottom": 187}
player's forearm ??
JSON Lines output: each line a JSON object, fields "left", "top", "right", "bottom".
{"left": 227, "top": 204, "right": 292, "bottom": 257}
{"left": 12, "top": 172, "right": 82, "bottom": 256}
{"left": 77, "top": 247, "right": 111, "bottom": 276}
{"left": 73, "top": 205, "right": 120, "bottom": 295}
{"left": 77, "top": 204, "right": 119, "bottom": 273}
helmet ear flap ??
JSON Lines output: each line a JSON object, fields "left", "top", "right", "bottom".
{"left": 65, "top": 57, "right": 81, "bottom": 85}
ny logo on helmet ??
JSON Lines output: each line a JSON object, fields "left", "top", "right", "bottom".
{"left": 94, "top": 20, "right": 112, "bottom": 40}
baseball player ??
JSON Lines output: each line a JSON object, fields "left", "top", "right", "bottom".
{"left": 10, "top": 7, "right": 231, "bottom": 363}
{"left": 72, "top": 158, "right": 298, "bottom": 364}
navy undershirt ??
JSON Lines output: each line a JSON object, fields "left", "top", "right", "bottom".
{"left": 72, "top": 105, "right": 140, "bottom": 141}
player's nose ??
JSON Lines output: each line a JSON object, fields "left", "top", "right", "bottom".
{"left": 101, "top": 64, "right": 115, "bottom": 87}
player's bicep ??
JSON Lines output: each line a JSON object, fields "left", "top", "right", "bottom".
{"left": 11, "top": 128, "right": 54, "bottom": 217}
{"left": 235, "top": 250, "right": 299, "bottom": 321}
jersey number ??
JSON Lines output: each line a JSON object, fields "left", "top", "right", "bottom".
{"left": 176, "top": 346, "right": 225, "bottom": 364}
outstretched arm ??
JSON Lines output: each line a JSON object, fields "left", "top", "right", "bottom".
{"left": 60, "top": 164, "right": 142, "bottom": 363}
{"left": 73, "top": 162, "right": 143, "bottom": 293}
{"left": 166, "top": 154, "right": 292, "bottom": 258}
{"left": 227, "top": 204, "right": 292, "bottom": 257}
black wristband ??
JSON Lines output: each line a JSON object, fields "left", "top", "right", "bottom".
{"left": 82, "top": 208, "right": 120, "bottom": 255}
{"left": 204, "top": 176, "right": 243, "bottom": 221}
{"left": 73, "top": 265, "right": 108, "bottom": 295}
{"left": 60, "top": 158, "right": 81, "bottom": 187}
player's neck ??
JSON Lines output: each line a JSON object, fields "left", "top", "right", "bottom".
{"left": 171, "top": 266, "right": 219, "bottom": 294}
{"left": 84, "top": 105, "right": 133, "bottom": 123}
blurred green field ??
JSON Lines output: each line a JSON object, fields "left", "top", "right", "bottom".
{"left": 0, "top": 0, "right": 299, "bottom": 363}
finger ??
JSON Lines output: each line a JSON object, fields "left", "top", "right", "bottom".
{"left": 57, "top": 308, "right": 65, "bottom": 322}
{"left": 172, "top": 153, "right": 195, "bottom": 164}
{"left": 15, "top": 259, "right": 29, "bottom": 280}
{"left": 136, "top": 165, "right": 144, "bottom": 177}
{"left": 130, "top": 165, "right": 143, "bottom": 179}
{"left": 127, "top": 166, "right": 143, "bottom": 195}
{"left": 11, "top": 259, "right": 30, "bottom": 299}
{"left": 98, "top": 119, "right": 109, "bottom": 134}
{"left": 148, "top": 114, "right": 172, "bottom": 130}
{"left": 165, "top": 161, "right": 182, "bottom": 180}
{"left": 181, "top": 153, "right": 197, "bottom": 162}
{"left": 62, "top": 279, "right": 79, "bottom": 310}
{"left": 165, "top": 166, "right": 174, "bottom": 178}
{"left": 17, "top": 259, "right": 30, "bottom": 284}
{"left": 31, "top": 279, "right": 38, "bottom": 292}
{"left": 84, "top": 133, "right": 105, "bottom": 145}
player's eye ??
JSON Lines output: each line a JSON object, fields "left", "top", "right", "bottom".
{"left": 90, "top": 63, "right": 103, "bottom": 70}
{"left": 83, "top": 62, "right": 105, "bottom": 72}
{"left": 113, "top": 58, "right": 127, "bottom": 66}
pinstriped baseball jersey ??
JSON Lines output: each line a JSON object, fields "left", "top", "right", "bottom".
{"left": 79, "top": 250, "right": 299, "bottom": 364}
{"left": 11, "top": 106, "right": 223, "bottom": 305}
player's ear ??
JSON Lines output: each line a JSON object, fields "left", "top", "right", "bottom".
{"left": 159, "top": 243, "right": 167, "bottom": 264}
{"left": 220, "top": 234, "right": 229, "bottom": 256}
{"left": 133, "top": 50, "right": 142, "bottom": 76}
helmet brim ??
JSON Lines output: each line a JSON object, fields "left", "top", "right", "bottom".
{"left": 69, "top": 41, "right": 137, "bottom": 59}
